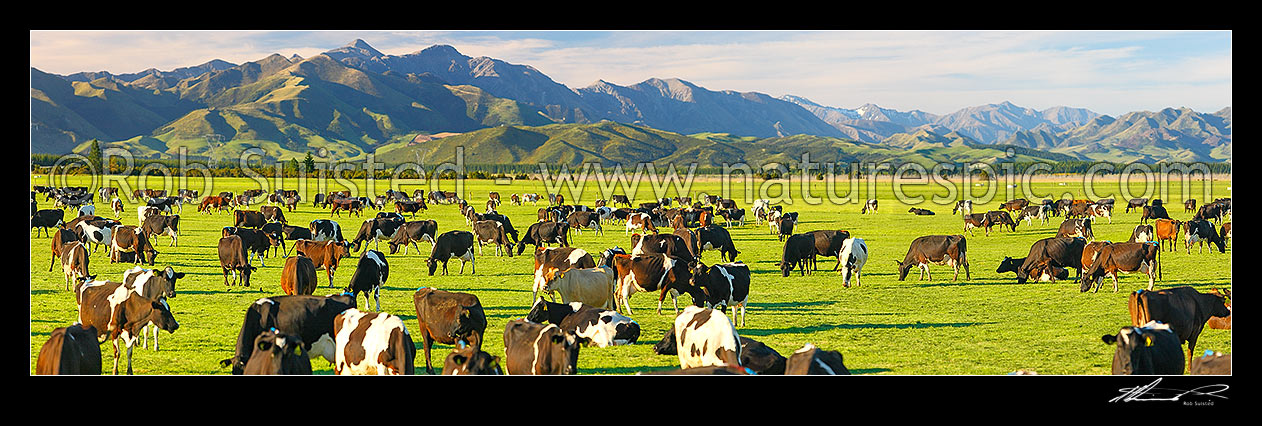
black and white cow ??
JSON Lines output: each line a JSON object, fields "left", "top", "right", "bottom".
{"left": 345, "top": 250, "right": 389, "bottom": 312}
{"left": 350, "top": 217, "right": 405, "bottom": 252}
{"left": 502, "top": 319, "right": 582, "bottom": 375}
{"left": 690, "top": 261, "right": 751, "bottom": 326}
{"left": 309, "top": 219, "right": 345, "bottom": 243}
{"left": 526, "top": 298, "right": 640, "bottom": 348}
{"left": 1183, "top": 218, "right": 1226, "bottom": 254}
{"left": 220, "top": 293, "right": 357, "bottom": 374}
{"left": 838, "top": 237, "right": 868, "bottom": 288}
{"left": 387, "top": 220, "right": 440, "bottom": 255}
{"left": 1101, "top": 321, "right": 1184, "bottom": 375}
{"left": 427, "top": 230, "right": 476, "bottom": 275}
{"left": 785, "top": 343, "right": 851, "bottom": 375}
{"left": 695, "top": 225, "right": 741, "bottom": 263}
{"left": 121, "top": 266, "right": 185, "bottom": 351}
{"left": 668, "top": 306, "right": 741, "bottom": 369}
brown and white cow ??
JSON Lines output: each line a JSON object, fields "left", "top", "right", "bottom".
{"left": 413, "top": 288, "right": 488, "bottom": 374}
{"left": 332, "top": 309, "right": 415, "bottom": 375}
{"left": 1080, "top": 242, "right": 1160, "bottom": 293}
{"left": 330, "top": 198, "right": 363, "bottom": 217}
{"left": 625, "top": 212, "right": 658, "bottom": 234}
{"left": 260, "top": 205, "right": 287, "bottom": 225}
{"left": 35, "top": 324, "right": 102, "bottom": 375}
{"left": 784, "top": 343, "right": 851, "bottom": 375}
{"left": 386, "top": 220, "right": 439, "bottom": 255}
{"left": 234, "top": 210, "right": 266, "bottom": 229}
{"left": 293, "top": 239, "right": 351, "bottom": 288}
{"left": 110, "top": 225, "right": 158, "bottom": 266}
{"left": 48, "top": 227, "right": 78, "bottom": 273}
{"left": 442, "top": 342, "right": 503, "bottom": 375}
{"left": 141, "top": 214, "right": 180, "bottom": 247}
{"left": 896, "top": 235, "right": 970, "bottom": 281}
{"left": 473, "top": 220, "right": 514, "bottom": 257}
{"left": 75, "top": 280, "right": 179, "bottom": 374}
{"left": 600, "top": 249, "right": 702, "bottom": 315}
{"left": 502, "top": 319, "right": 582, "bottom": 375}
{"left": 671, "top": 306, "right": 742, "bottom": 370}
{"left": 1056, "top": 218, "right": 1094, "bottom": 241}
{"left": 59, "top": 241, "right": 91, "bottom": 291}
{"left": 121, "top": 265, "right": 185, "bottom": 351}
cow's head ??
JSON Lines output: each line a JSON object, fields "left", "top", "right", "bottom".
{"left": 996, "top": 256, "right": 1023, "bottom": 274}
{"left": 1101, "top": 325, "right": 1171, "bottom": 375}
{"left": 243, "top": 329, "right": 310, "bottom": 375}
{"left": 443, "top": 342, "right": 502, "bottom": 375}
{"left": 895, "top": 259, "right": 915, "bottom": 281}
{"left": 426, "top": 257, "right": 439, "bottom": 276}
{"left": 1079, "top": 263, "right": 1105, "bottom": 292}
{"left": 148, "top": 298, "right": 180, "bottom": 334}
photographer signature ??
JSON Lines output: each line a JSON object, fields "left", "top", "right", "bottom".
{"left": 1111, "top": 378, "right": 1229, "bottom": 403}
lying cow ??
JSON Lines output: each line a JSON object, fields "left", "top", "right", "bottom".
{"left": 785, "top": 343, "right": 851, "bottom": 375}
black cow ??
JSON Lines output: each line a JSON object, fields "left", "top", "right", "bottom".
{"left": 1140, "top": 204, "right": 1171, "bottom": 224}
{"left": 785, "top": 343, "right": 850, "bottom": 375}
{"left": 516, "top": 221, "right": 570, "bottom": 255}
{"left": 1128, "top": 286, "right": 1231, "bottom": 372}
{"left": 908, "top": 207, "right": 935, "bottom": 215}
{"left": 350, "top": 217, "right": 405, "bottom": 252}
{"left": 220, "top": 293, "right": 357, "bottom": 374}
{"left": 1101, "top": 322, "right": 1184, "bottom": 375}
{"left": 234, "top": 210, "right": 266, "bottom": 228}
{"left": 690, "top": 261, "right": 751, "bottom": 327}
{"left": 804, "top": 230, "right": 850, "bottom": 272}
{"left": 473, "top": 220, "right": 514, "bottom": 257}
{"left": 778, "top": 233, "right": 816, "bottom": 277}
{"left": 631, "top": 233, "right": 696, "bottom": 265}
{"left": 32, "top": 209, "right": 65, "bottom": 237}
{"left": 695, "top": 225, "right": 740, "bottom": 263}
{"left": 1004, "top": 237, "right": 1087, "bottom": 284}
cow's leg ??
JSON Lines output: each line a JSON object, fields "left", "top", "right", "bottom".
{"left": 423, "top": 334, "right": 436, "bottom": 375}
{"left": 1111, "top": 273, "right": 1119, "bottom": 293}
{"left": 113, "top": 338, "right": 121, "bottom": 375}
{"left": 374, "top": 286, "right": 381, "bottom": 312}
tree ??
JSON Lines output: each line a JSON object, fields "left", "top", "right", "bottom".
{"left": 303, "top": 152, "right": 316, "bottom": 174}
{"left": 88, "top": 139, "right": 103, "bottom": 175}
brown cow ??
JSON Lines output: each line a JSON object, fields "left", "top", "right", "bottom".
{"left": 218, "top": 235, "right": 257, "bottom": 288}
{"left": 48, "top": 227, "right": 78, "bottom": 273}
{"left": 293, "top": 240, "right": 351, "bottom": 288}
{"left": 1153, "top": 219, "right": 1181, "bottom": 252}
{"left": 260, "top": 205, "right": 288, "bottom": 224}
{"left": 280, "top": 255, "right": 319, "bottom": 296}
{"left": 198, "top": 196, "right": 229, "bottom": 214}
{"left": 896, "top": 235, "right": 970, "bottom": 281}
{"left": 1206, "top": 288, "right": 1231, "bottom": 330}
{"left": 1128, "top": 286, "right": 1231, "bottom": 373}
{"left": 330, "top": 199, "right": 362, "bottom": 217}
{"left": 234, "top": 210, "right": 266, "bottom": 228}
{"left": 413, "top": 288, "right": 488, "bottom": 375}
{"left": 35, "top": 324, "right": 102, "bottom": 375}
{"left": 1080, "top": 242, "right": 1160, "bottom": 293}
{"left": 1079, "top": 241, "right": 1113, "bottom": 273}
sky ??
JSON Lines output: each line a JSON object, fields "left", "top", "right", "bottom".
{"left": 29, "top": 30, "right": 1231, "bottom": 117}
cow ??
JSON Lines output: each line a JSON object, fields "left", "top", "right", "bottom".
{"left": 1056, "top": 218, "right": 1094, "bottom": 241}
{"left": 778, "top": 233, "right": 816, "bottom": 277}
{"left": 48, "top": 227, "right": 79, "bottom": 273}
{"left": 503, "top": 319, "right": 582, "bottom": 375}
{"left": 35, "top": 324, "right": 102, "bottom": 375}
{"left": 717, "top": 208, "right": 746, "bottom": 227}
{"left": 532, "top": 247, "right": 597, "bottom": 301}
{"left": 472, "top": 220, "right": 514, "bottom": 257}
{"left": 1190, "top": 351, "right": 1231, "bottom": 375}
{"left": 259, "top": 205, "right": 287, "bottom": 225}
{"left": 76, "top": 204, "right": 96, "bottom": 218}
{"left": 516, "top": 221, "right": 571, "bottom": 255}
{"left": 293, "top": 239, "right": 351, "bottom": 288}
{"left": 350, "top": 217, "right": 405, "bottom": 252}
{"left": 1125, "top": 198, "right": 1149, "bottom": 213}
{"left": 75, "top": 280, "right": 179, "bottom": 374}
{"left": 427, "top": 230, "right": 476, "bottom": 275}
{"left": 1140, "top": 204, "right": 1171, "bottom": 224}
{"left": 526, "top": 299, "right": 640, "bottom": 348}
{"left": 999, "top": 237, "right": 1087, "bottom": 284}
{"left": 804, "top": 230, "right": 850, "bottom": 272}
{"left": 611, "top": 195, "right": 631, "bottom": 207}
{"left": 1080, "top": 242, "right": 1161, "bottom": 293}
{"left": 537, "top": 263, "right": 617, "bottom": 310}
{"left": 630, "top": 233, "right": 696, "bottom": 265}
{"left": 241, "top": 329, "right": 312, "bottom": 375}
{"left": 58, "top": 241, "right": 91, "bottom": 291}
{"left": 861, "top": 199, "right": 878, "bottom": 214}
{"left": 32, "top": 209, "right": 65, "bottom": 237}
{"left": 776, "top": 216, "right": 796, "bottom": 242}
{"left": 75, "top": 220, "right": 114, "bottom": 257}
{"left": 566, "top": 210, "right": 603, "bottom": 236}
{"left": 1152, "top": 219, "right": 1181, "bottom": 252}
{"left": 600, "top": 249, "right": 703, "bottom": 315}
{"left": 330, "top": 309, "right": 415, "bottom": 375}
{"left": 625, "top": 212, "right": 658, "bottom": 234}
{"left": 1194, "top": 201, "right": 1229, "bottom": 224}
{"left": 110, "top": 197, "right": 124, "bottom": 218}
{"left": 141, "top": 214, "right": 180, "bottom": 247}
{"left": 412, "top": 287, "right": 488, "bottom": 375}
{"left": 1183, "top": 199, "right": 1197, "bottom": 213}
{"left": 838, "top": 237, "right": 868, "bottom": 288}
{"left": 220, "top": 293, "right": 357, "bottom": 374}
{"left": 395, "top": 200, "right": 426, "bottom": 218}
{"left": 908, "top": 207, "right": 936, "bottom": 215}
{"left": 345, "top": 250, "right": 389, "bottom": 312}
{"left": 1129, "top": 224, "right": 1154, "bottom": 244}
{"left": 329, "top": 198, "right": 363, "bottom": 217}
{"left": 671, "top": 306, "right": 741, "bottom": 370}
{"left": 217, "top": 235, "right": 258, "bottom": 288}
{"left": 1183, "top": 218, "right": 1226, "bottom": 254}
{"left": 695, "top": 225, "right": 740, "bottom": 263}
{"left": 896, "top": 235, "right": 970, "bottom": 281}
{"left": 146, "top": 196, "right": 181, "bottom": 214}
{"left": 198, "top": 195, "right": 229, "bottom": 214}
{"left": 109, "top": 225, "right": 158, "bottom": 266}
{"left": 982, "top": 210, "right": 1017, "bottom": 234}
{"left": 962, "top": 213, "right": 987, "bottom": 236}
{"left": 1100, "top": 321, "right": 1184, "bottom": 375}
{"left": 952, "top": 200, "right": 973, "bottom": 216}
{"left": 442, "top": 342, "right": 503, "bottom": 375}
{"left": 1220, "top": 222, "right": 1231, "bottom": 248}
{"left": 280, "top": 255, "right": 319, "bottom": 296}
{"left": 1086, "top": 203, "right": 1113, "bottom": 224}
{"left": 386, "top": 220, "right": 439, "bottom": 255}
{"left": 1129, "top": 286, "right": 1231, "bottom": 372}
{"left": 1013, "top": 205, "right": 1046, "bottom": 227}
{"left": 784, "top": 343, "right": 851, "bottom": 375}
{"left": 309, "top": 219, "right": 345, "bottom": 243}
{"left": 234, "top": 210, "right": 266, "bottom": 229}
{"left": 690, "top": 262, "right": 751, "bottom": 326}
{"left": 222, "top": 226, "right": 280, "bottom": 267}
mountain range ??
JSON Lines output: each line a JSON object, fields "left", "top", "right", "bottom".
{"left": 30, "top": 39, "right": 1231, "bottom": 165}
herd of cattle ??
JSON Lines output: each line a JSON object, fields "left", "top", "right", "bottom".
{"left": 31, "top": 184, "right": 1230, "bottom": 376}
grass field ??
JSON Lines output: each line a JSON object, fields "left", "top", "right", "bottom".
{"left": 29, "top": 173, "right": 1232, "bottom": 375}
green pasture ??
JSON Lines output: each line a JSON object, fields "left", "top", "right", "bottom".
{"left": 30, "top": 173, "right": 1232, "bottom": 375}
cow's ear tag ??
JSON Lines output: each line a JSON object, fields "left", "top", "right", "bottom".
{"left": 1145, "top": 336, "right": 1154, "bottom": 347}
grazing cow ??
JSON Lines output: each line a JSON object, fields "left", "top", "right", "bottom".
{"left": 690, "top": 262, "right": 751, "bottom": 326}
{"left": 386, "top": 220, "right": 439, "bottom": 255}
{"left": 672, "top": 306, "right": 742, "bottom": 369}
{"left": 516, "top": 221, "right": 571, "bottom": 255}
{"left": 198, "top": 195, "right": 230, "bottom": 214}
{"left": 109, "top": 225, "right": 157, "bottom": 266}
{"left": 861, "top": 199, "right": 878, "bottom": 214}
{"left": 1129, "top": 224, "right": 1154, "bottom": 244}
{"left": 395, "top": 200, "right": 426, "bottom": 218}
{"left": 1101, "top": 321, "right": 1184, "bottom": 375}
{"left": 293, "top": 239, "right": 351, "bottom": 288}
{"left": 962, "top": 213, "right": 987, "bottom": 236}
{"left": 280, "top": 255, "right": 319, "bottom": 296}
{"left": 1152, "top": 219, "right": 1181, "bottom": 252}
{"left": 241, "top": 329, "right": 312, "bottom": 375}
{"left": 982, "top": 210, "right": 1017, "bottom": 234}
{"left": 784, "top": 343, "right": 851, "bottom": 375}
{"left": 1080, "top": 242, "right": 1160, "bottom": 293}
{"left": 1190, "top": 351, "right": 1231, "bottom": 375}
{"left": 601, "top": 250, "right": 702, "bottom": 315}
{"left": 222, "top": 226, "right": 280, "bottom": 267}
{"left": 778, "top": 233, "right": 816, "bottom": 277}
{"left": 331, "top": 309, "right": 415, "bottom": 375}
{"left": 75, "top": 280, "right": 179, "bottom": 374}
{"left": 1183, "top": 199, "right": 1197, "bottom": 213}
{"left": 330, "top": 199, "right": 363, "bottom": 217}
{"left": 442, "top": 342, "right": 503, "bottom": 375}
{"left": 1014, "top": 205, "right": 1049, "bottom": 227}
{"left": 350, "top": 217, "right": 405, "bottom": 252}
{"left": 1129, "top": 286, "right": 1231, "bottom": 372}
{"left": 625, "top": 212, "right": 658, "bottom": 234}
{"left": 1000, "top": 237, "right": 1087, "bottom": 284}
{"left": 260, "top": 205, "right": 287, "bottom": 225}
{"left": 538, "top": 263, "right": 617, "bottom": 310}
{"left": 141, "top": 214, "right": 180, "bottom": 247}
{"left": 838, "top": 237, "right": 868, "bottom": 288}
{"left": 412, "top": 288, "right": 488, "bottom": 374}
{"left": 309, "top": 219, "right": 345, "bottom": 243}
{"left": 234, "top": 210, "right": 266, "bottom": 229}
{"left": 472, "top": 220, "right": 514, "bottom": 257}
{"left": 695, "top": 225, "right": 740, "bottom": 263}
{"left": 32, "top": 209, "right": 65, "bottom": 237}
{"left": 952, "top": 200, "right": 973, "bottom": 216}
{"left": 146, "top": 197, "right": 181, "bottom": 214}
{"left": 1194, "top": 201, "right": 1230, "bottom": 224}
{"left": 59, "top": 241, "right": 91, "bottom": 291}
{"left": 1140, "top": 204, "right": 1171, "bottom": 224}
{"left": 220, "top": 293, "right": 357, "bottom": 374}
{"left": 35, "top": 324, "right": 102, "bottom": 375}
{"left": 631, "top": 233, "right": 696, "bottom": 265}
{"left": 345, "top": 250, "right": 389, "bottom": 312}
{"left": 804, "top": 230, "right": 850, "bottom": 272}
{"left": 1056, "top": 218, "right": 1094, "bottom": 241}
{"left": 428, "top": 230, "right": 476, "bottom": 275}
{"left": 908, "top": 207, "right": 936, "bottom": 215}
{"left": 566, "top": 211, "right": 603, "bottom": 236}
{"left": 526, "top": 299, "right": 640, "bottom": 348}
{"left": 533, "top": 247, "right": 597, "bottom": 301}
{"left": 218, "top": 235, "right": 258, "bottom": 288}
{"left": 48, "top": 227, "right": 79, "bottom": 273}
{"left": 896, "top": 235, "right": 970, "bottom": 281}
{"left": 503, "top": 319, "right": 582, "bottom": 375}
{"left": 1183, "top": 218, "right": 1225, "bottom": 254}
{"left": 1125, "top": 198, "right": 1149, "bottom": 213}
